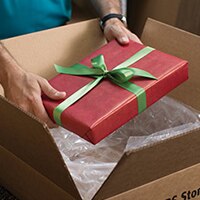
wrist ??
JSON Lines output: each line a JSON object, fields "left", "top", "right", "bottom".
{"left": 99, "top": 13, "right": 127, "bottom": 30}
{"left": 0, "top": 64, "right": 23, "bottom": 89}
{"left": 0, "top": 43, "right": 24, "bottom": 87}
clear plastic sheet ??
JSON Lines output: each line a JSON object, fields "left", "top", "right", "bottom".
{"left": 50, "top": 97, "right": 200, "bottom": 200}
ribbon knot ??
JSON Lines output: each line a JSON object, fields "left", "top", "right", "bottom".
{"left": 55, "top": 54, "right": 156, "bottom": 84}
{"left": 53, "top": 47, "right": 157, "bottom": 126}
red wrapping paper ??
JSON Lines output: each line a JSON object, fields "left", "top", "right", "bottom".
{"left": 42, "top": 40, "right": 188, "bottom": 144}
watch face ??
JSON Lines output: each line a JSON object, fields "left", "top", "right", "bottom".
{"left": 121, "top": 16, "right": 127, "bottom": 25}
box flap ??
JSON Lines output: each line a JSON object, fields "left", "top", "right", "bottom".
{"left": 0, "top": 145, "right": 76, "bottom": 200}
{"left": 0, "top": 19, "right": 105, "bottom": 199}
{"left": 1, "top": 19, "right": 105, "bottom": 80}
{"left": 94, "top": 128, "right": 200, "bottom": 199}
{"left": 107, "top": 163, "right": 200, "bottom": 200}
{"left": 0, "top": 95, "right": 81, "bottom": 199}
{"left": 141, "top": 18, "right": 200, "bottom": 111}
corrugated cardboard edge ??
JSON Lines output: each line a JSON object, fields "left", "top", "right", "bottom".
{"left": 0, "top": 19, "right": 107, "bottom": 200}
{"left": 93, "top": 18, "right": 200, "bottom": 199}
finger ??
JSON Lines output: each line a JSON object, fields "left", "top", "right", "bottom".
{"left": 105, "top": 25, "right": 129, "bottom": 45}
{"left": 32, "top": 96, "right": 58, "bottom": 128}
{"left": 39, "top": 78, "right": 66, "bottom": 100}
{"left": 115, "top": 29, "right": 130, "bottom": 45}
{"left": 126, "top": 31, "right": 143, "bottom": 44}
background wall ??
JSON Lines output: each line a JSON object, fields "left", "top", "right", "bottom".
{"left": 176, "top": 0, "right": 200, "bottom": 35}
{"left": 127, "top": 0, "right": 200, "bottom": 37}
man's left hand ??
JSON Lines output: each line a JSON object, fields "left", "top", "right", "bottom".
{"left": 103, "top": 18, "right": 142, "bottom": 45}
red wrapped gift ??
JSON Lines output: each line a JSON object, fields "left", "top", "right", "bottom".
{"left": 42, "top": 40, "right": 188, "bottom": 144}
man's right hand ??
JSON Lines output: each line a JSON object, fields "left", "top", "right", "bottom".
{"left": 3, "top": 70, "right": 66, "bottom": 128}
{"left": 0, "top": 42, "right": 65, "bottom": 128}
{"left": 2, "top": 68, "right": 66, "bottom": 128}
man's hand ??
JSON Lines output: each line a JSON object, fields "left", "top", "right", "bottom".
{"left": 103, "top": 18, "right": 142, "bottom": 45}
{"left": 2, "top": 68, "right": 66, "bottom": 128}
{"left": 0, "top": 42, "right": 65, "bottom": 128}
{"left": 90, "top": 0, "right": 142, "bottom": 45}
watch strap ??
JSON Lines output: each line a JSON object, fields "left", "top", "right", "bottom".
{"left": 99, "top": 13, "right": 127, "bottom": 29}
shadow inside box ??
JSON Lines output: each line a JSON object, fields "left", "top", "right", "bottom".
{"left": 0, "top": 186, "right": 18, "bottom": 200}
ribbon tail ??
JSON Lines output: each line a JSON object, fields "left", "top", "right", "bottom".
{"left": 53, "top": 76, "right": 103, "bottom": 126}
{"left": 129, "top": 68, "right": 157, "bottom": 80}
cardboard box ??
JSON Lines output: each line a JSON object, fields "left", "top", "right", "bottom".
{"left": 0, "top": 18, "right": 200, "bottom": 200}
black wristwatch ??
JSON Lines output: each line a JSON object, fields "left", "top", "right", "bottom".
{"left": 99, "top": 13, "right": 127, "bottom": 29}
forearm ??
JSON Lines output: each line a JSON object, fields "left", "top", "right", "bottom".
{"left": 90, "top": 0, "right": 121, "bottom": 17}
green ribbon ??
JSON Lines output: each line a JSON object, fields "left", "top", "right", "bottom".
{"left": 53, "top": 46, "right": 156, "bottom": 126}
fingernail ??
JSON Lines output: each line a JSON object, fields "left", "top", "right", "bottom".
{"left": 55, "top": 92, "right": 59, "bottom": 96}
{"left": 120, "top": 37, "right": 129, "bottom": 44}
{"left": 55, "top": 91, "right": 66, "bottom": 97}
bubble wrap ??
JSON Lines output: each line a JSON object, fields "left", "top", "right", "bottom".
{"left": 50, "top": 97, "right": 200, "bottom": 200}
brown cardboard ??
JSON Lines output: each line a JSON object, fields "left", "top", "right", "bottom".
{"left": 141, "top": 18, "right": 200, "bottom": 111}
{"left": 1, "top": 18, "right": 200, "bottom": 200}
{"left": 0, "top": 19, "right": 105, "bottom": 200}
{"left": 0, "top": 95, "right": 80, "bottom": 199}
{"left": 108, "top": 163, "right": 200, "bottom": 200}
{"left": 94, "top": 128, "right": 200, "bottom": 199}
{"left": 1, "top": 20, "right": 105, "bottom": 80}
{"left": 0, "top": 145, "right": 75, "bottom": 200}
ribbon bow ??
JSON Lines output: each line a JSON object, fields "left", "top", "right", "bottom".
{"left": 53, "top": 47, "right": 157, "bottom": 126}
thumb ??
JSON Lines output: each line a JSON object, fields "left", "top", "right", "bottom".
{"left": 39, "top": 79, "right": 66, "bottom": 100}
